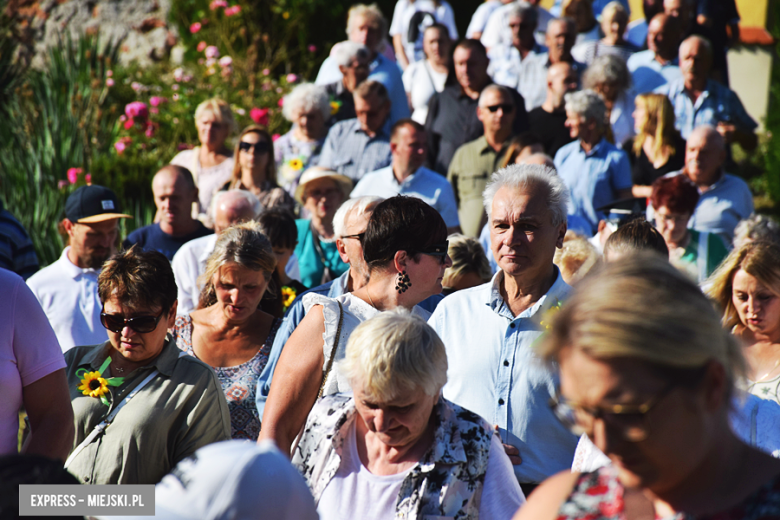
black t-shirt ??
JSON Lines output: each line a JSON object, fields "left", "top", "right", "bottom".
{"left": 528, "top": 107, "right": 575, "bottom": 158}
{"left": 123, "top": 222, "right": 213, "bottom": 261}
{"left": 624, "top": 134, "right": 687, "bottom": 187}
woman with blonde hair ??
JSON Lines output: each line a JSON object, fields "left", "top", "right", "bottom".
{"left": 170, "top": 98, "right": 236, "bottom": 223}
{"left": 221, "top": 125, "right": 295, "bottom": 214}
{"left": 514, "top": 255, "right": 780, "bottom": 520}
{"left": 172, "top": 221, "right": 283, "bottom": 440}
{"left": 706, "top": 241, "right": 780, "bottom": 403}
{"left": 441, "top": 233, "right": 492, "bottom": 294}
{"left": 626, "top": 93, "right": 686, "bottom": 198}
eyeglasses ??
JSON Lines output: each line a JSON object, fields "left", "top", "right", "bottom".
{"left": 239, "top": 141, "right": 271, "bottom": 154}
{"left": 415, "top": 241, "right": 449, "bottom": 264}
{"left": 549, "top": 382, "right": 676, "bottom": 442}
{"left": 485, "top": 104, "right": 514, "bottom": 113}
{"left": 341, "top": 233, "right": 364, "bottom": 241}
{"left": 100, "top": 308, "right": 166, "bottom": 334}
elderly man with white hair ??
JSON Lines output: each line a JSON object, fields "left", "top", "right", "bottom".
{"left": 315, "top": 4, "right": 410, "bottom": 126}
{"left": 295, "top": 310, "right": 525, "bottom": 519}
{"left": 656, "top": 35, "right": 757, "bottom": 150}
{"left": 172, "top": 189, "right": 263, "bottom": 315}
{"left": 554, "top": 89, "right": 633, "bottom": 236}
{"left": 322, "top": 42, "right": 371, "bottom": 125}
{"left": 429, "top": 164, "right": 579, "bottom": 496}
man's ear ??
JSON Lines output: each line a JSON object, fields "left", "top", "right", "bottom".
{"left": 62, "top": 218, "right": 75, "bottom": 236}
{"left": 336, "top": 239, "right": 350, "bottom": 264}
{"left": 556, "top": 221, "right": 567, "bottom": 249}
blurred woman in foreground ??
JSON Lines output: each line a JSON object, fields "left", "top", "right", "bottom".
{"left": 515, "top": 255, "right": 780, "bottom": 520}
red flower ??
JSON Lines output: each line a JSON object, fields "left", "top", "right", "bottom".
{"left": 190, "top": 22, "right": 202, "bottom": 33}
{"left": 224, "top": 5, "right": 241, "bottom": 16}
{"left": 66, "top": 167, "right": 82, "bottom": 184}
{"left": 250, "top": 107, "right": 269, "bottom": 126}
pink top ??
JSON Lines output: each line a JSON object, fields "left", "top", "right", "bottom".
{"left": 2, "top": 269, "right": 66, "bottom": 454}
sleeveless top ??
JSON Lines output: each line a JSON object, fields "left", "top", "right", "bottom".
{"left": 748, "top": 374, "right": 780, "bottom": 405}
{"left": 559, "top": 464, "right": 780, "bottom": 520}
{"left": 172, "top": 314, "right": 281, "bottom": 440}
{"left": 301, "top": 292, "right": 431, "bottom": 397}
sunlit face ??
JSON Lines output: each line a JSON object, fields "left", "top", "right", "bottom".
{"left": 601, "top": 10, "right": 627, "bottom": 40}
{"left": 548, "top": 64, "right": 579, "bottom": 104}
{"left": 196, "top": 111, "right": 230, "bottom": 148}
{"left": 152, "top": 171, "right": 197, "bottom": 228}
{"left": 213, "top": 262, "right": 270, "bottom": 322}
{"left": 632, "top": 101, "right": 648, "bottom": 134}
{"left": 477, "top": 89, "right": 516, "bottom": 135}
{"left": 338, "top": 207, "right": 372, "bottom": 280}
{"left": 354, "top": 382, "right": 438, "bottom": 448}
{"left": 453, "top": 46, "right": 489, "bottom": 92}
{"left": 558, "top": 346, "right": 711, "bottom": 493}
{"left": 732, "top": 269, "right": 780, "bottom": 339}
{"left": 685, "top": 131, "right": 724, "bottom": 188}
{"left": 653, "top": 206, "right": 691, "bottom": 247}
{"left": 354, "top": 93, "right": 390, "bottom": 134}
{"left": 565, "top": 110, "right": 585, "bottom": 139}
{"left": 679, "top": 39, "right": 711, "bottom": 83}
{"left": 408, "top": 249, "right": 452, "bottom": 297}
{"left": 489, "top": 185, "right": 565, "bottom": 278}
{"left": 303, "top": 177, "right": 345, "bottom": 222}
{"left": 349, "top": 15, "right": 381, "bottom": 51}
{"left": 238, "top": 131, "right": 271, "bottom": 177}
{"left": 391, "top": 126, "right": 427, "bottom": 173}
{"left": 293, "top": 107, "right": 326, "bottom": 141}
{"left": 66, "top": 219, "right": 119, "bottom": 269}
{"left": 104, "top": 296, "right": 176, "bottom": 364}
{"left": 422, "top": 26, "right": 451, "bottom": 64}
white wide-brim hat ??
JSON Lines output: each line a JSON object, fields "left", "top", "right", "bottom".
{"left": 294, "top": 166, "right": 353, "bottom": 204}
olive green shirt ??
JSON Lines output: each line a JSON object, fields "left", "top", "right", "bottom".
{"left": 447, "top": 136, "right": 509, "bottom": 237}
{"left": 64, "top": 336, "right": 231, "bottom": 484}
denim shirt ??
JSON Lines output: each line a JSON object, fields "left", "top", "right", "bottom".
{"left": 429, "top": 269, "right": 579, "bottom": 484}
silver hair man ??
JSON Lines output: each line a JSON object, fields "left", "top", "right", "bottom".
{"left": 483, "top": 163, "right": 570, "bottom": 226}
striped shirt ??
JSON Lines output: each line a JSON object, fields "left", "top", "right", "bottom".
{"left": 0, "top": 202, "right": 38, "bottom": 279}
{"left": 318, "top": 118, "right": 392, "bottom": 182}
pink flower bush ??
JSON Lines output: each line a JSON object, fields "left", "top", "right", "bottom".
{"left": 125, "top": 101, "right": 149, "bottom": 120}
{"left": 277, "top": 97, "right": 284, "bottom": 107}
{"left": 190, "top": 22, "right": 202, "bottom": 34}
{"left": 197, "top": 41, "right": 207, "bottom": 52}
{"left": 67, "top": 167, "right": 82, "bottom": 184}
{"left": 150, "top": 96, "right": 165, "bottom": 107}
{"left": 262, "top": 68, "right": 270, "bottom": 76}
{"left": 106, "top": 78, "right": 114, "bottom": 87}
{"left": 219, "top": 56, "right": 233, "bottom": 67}
{"left": 224, "top": 5, "right": 241, "bottom": 16}
{"left": 107, "top": 70, "right": 113, "bottom": 77}
{"left": 286, "top": 73, "right": 298, "bottom": 83}
{"left": 308, "top": 45, "right": 317, "bottom": 52}
{"left": 250, "top": 107, "right": 269, "bottom": 126}
{"left": 114, "top": 137, "right": 132, "bottom": 155}
{"left": 58, "top": 180, "right": 68, "bottom": 190}
{"left": 205, "top": 46, "right": 220, "bottom": 59}
{"left": 210, "top": 0, "right": 227, "bottom": 9}
{"left": 173, "top": 93, "right": 180, "bottom": 101}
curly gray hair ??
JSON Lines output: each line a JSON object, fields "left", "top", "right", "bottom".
{"left": 281, "top": 83, "right": 331, "bottom": 122}
{"left": 582, "top": 54, "right": 631, "bottom": 92}
{"left": 564, "top": 89, "right": 608, "bottom": 131}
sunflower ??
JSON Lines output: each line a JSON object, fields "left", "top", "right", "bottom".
{"left": 288, "top": 158, "right": 304, "bottom": 170}
{"left": 539, "top": 300, "right": 563, "bottom": 330}
{"left": 77, "top": 371, "right": 110, "bottom": 398}
{"left": 281, "top": 286, "right": 297, "bottom": 310}
{"left": 330, "top": 100, "right": 341, "bottom": 115}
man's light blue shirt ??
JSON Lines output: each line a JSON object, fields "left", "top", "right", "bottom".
{"left": 319, "top": 119, "right": 392, "bottom": 181}
{"left": 627, "top": 51, "right": 681, "bottom": 94}
{"left": 316, "top": 52, "right": 410, "bottom": 126}
{"left": 656, "top": 78, "right": 757, "bottom": 139}
{"left": 255, "top": 271, "right": 445, "bottom": 419}
{"left": 626, "top": 18, "right": 648, "bottom": 49}
{"left": 429, "top": 269, "right": 578, "bottom": 484}
{"left": 554, "top": 138, "right": 633, "bottom": 236}
{"left": 350, "top": 166, "right": 460, "bottom": 228}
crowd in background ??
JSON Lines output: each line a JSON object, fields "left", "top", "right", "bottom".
{"left": 6, "top": 0, "right": 780, "bottom": 518}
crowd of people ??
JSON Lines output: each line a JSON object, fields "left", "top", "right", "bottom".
{"left": 5, "top": 0, "right": 780, "bottom": 518}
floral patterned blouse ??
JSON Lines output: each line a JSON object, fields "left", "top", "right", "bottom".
{"left": 558, "top": 464, "right": 780, "bottom": 520}
{"left": 172, "top": 314, "right": 281, "bottom": 441}
{"left": 274, "top": 130, "right": 324, "bottom": 194}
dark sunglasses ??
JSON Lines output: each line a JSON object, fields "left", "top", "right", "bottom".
{"left": 239, "top": 141, "right": 271, "bottom": 154}
{"left": 485, "top": 104, "right": 514, "bottom": 113}
{"left": 416, "top": 241, "right": 449, "bottom": 263}
{"left": 100, "top": 308, "right": 165, "bottom": 334}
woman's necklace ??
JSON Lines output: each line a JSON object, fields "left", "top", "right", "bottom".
{"left": 754, "top": 358, "right": 780, "bottom": 384}
{"left": 366, "top": 287, "right": 378, "bottom": 310}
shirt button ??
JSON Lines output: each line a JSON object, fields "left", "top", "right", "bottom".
{"left": 84, "top": 476, "right": 90, "bottom": 482}
{"left": 498, "top": 398, "right": 505, "bottom": 405}
{"left": 503, "top": 360, "right": 509, "bottom": 366}
{"left": 509, "top": 323, "right": 516, "bottom": 329}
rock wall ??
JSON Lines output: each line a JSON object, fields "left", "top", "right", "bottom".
{"left": 8, "top": 0, "right": 178, "bottom": 68}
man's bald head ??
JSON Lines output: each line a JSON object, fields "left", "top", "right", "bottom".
{"left": 547, "top": 62, "right": 579, "bottom": 108}
{"left": 152, "top": 165, "right": 199, "bottom": 232}
{"left": 154, "top": 165, "right": 196, "bottom": 190}
{"left": 685, "top": 125, "right": 725, "bottom": 188}
{"left": 647, "top": 13, "right": 681, "bottom": 59}
{"left": 212, "top": 190, "right": 263, "bottom": 235}
{"left": 679, "top": 35, "right": 713, "bottom": 85}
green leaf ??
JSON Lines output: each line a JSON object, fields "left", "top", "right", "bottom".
{"left": 100, "top": 395, "right": 111, "bottom": 407}
{"left": 106, "top": 377, "right": 125, "bottom": 387}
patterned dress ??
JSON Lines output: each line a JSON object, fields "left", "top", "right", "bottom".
{"left": 172, "top": 314, "right": 281, "bottom": 441}
{"left": 558, "top": 465, "right": 780, "bottom": 520}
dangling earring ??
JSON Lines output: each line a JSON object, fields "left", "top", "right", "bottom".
{"left": 395, "top": 270, "right": 411, "bottom": 293}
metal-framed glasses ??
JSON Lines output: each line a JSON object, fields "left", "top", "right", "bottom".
{"left": 549, "top": 382, "right": 676, "bottom": 442}
{"left": 100, "top": 308, "right": 165, "bottom": 334}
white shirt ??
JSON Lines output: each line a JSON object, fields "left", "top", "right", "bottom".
{"left": 172, "top": 234, "right": 302, "bottom": 315}
{"left": 389, "top": 0, "right": 458, "bottom": 66}
{"left": 466, "top": 0, "right": 503, "bottom": 38}
{"left": 402, "top": 60, "right": 448, "bottom": 124}
{"left": 351, "top": 165, "right": 460, "bottom": 228}
{"left": 26, "top": 247, "right": 108, "bottom": 352}
{"left": 317, "top": 420, "right": 524, "bottom": 520}
{"left": 481, "top": 2, "right": 553, "bottom": 49}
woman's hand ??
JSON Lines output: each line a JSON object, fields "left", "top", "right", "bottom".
{"left": 259, "top": 306, "right": 327, "bottom": 456}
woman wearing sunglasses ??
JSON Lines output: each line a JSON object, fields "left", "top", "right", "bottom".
{"left": 63, "top": 246, "right": 230, "bottom": 484}
{"left": 260, "top": 196, "right": 452, "bottom": 456}
{"left": 221, "top": 125, "right": 295, "bottom": 214}
{"left": 513, "top": 255, "right": 780, "bottom": 520}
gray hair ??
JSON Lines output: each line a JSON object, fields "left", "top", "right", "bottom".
{"left": 733, "top": 214, "right": 780, "bottom": 250}
{"left": 582, "top": 54, "right": 631, "bottom": 92}
{"left": 680, "top": 34, "right": 713, "bottom": 63}
{"left": 346, "top": 3, "right": 388, "bottom": 46}
{"left": 341, "top": 309, "right": 448, "bottom": 401}
{"left": 478, "top": 84, "right": 515, "bottom": 107}
{"left": 333, "top": 41, "right": 371, "bottom": 68}
{"left": 211, "top": 189, "right": 263, "bottom": 220}
{"left": 508, "top": 1, "right": 539, "bottom": 26}
{"left": 282, "top": 83, "right": 331, "bottom": 122}
{"left": 333, "top": 196, "right": 383, "bottom": 238}
{"left": 564, "top": 89, "right": 608, "bottom": 131}
{"left": 482, "top": 163, "right": 570, "bottom": 226}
